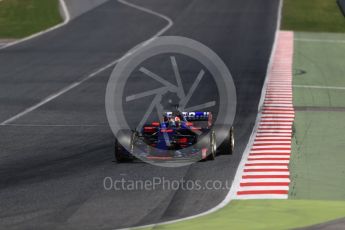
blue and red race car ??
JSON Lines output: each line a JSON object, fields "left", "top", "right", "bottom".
{"left": 114, "top": 111, "right": 234, "bottom": 163}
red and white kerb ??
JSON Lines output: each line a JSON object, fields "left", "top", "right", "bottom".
{"left": 234, "top": 31, "right": 294, "bottom": 199}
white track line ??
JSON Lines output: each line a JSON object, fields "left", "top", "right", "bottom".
{"left": 295, "top": 38, "right": 345, "bottom": 44}
{"left": 293, "top": 85, "right": 345, "bottom": 90}
{"left": 0, "top": 0, "right": 173, "bottom": 126}
{"left": 260, "top": 124, "right": 293, "bottom": 127}
{"left": 256, "top": 133, "right": 292, "bottom": 137}
{"left": 259, "top": 126, "right": 292, "bottom": 129}
{"left": 0, "top": 0, "right": 70, "bottom": 50}
{"left": 245, "top": 160, "right": 290, "bottom": 164}
{"left": 254, "top": 141, "right": 291, "bottom": 144}
{"left": 238, "top": 186, "right": 289, "bottom": 191}
{"left": 260, "top": 121, "right": 293, "bottom": 124}
{"left": 249, "top": 156, "right": 291, "bottom": 160}
{"left": 241, "top": 178, "right": 291, "bottom": 183}
{"left": 252, "top": 146, "right": 291, "bottom": 150}
{"left": 242, "top": 171, "right": 290, "bottom": 176}
{"left": 261, "top": 118, "right": 294, "bottom": 121}
{"left": 244, "top": 166, "right": 288, "bottom": 169}
{"left": 235, "top": 194, "right": 288, "bottom": 200}
{"left": 261, "top": 114, "right": 294, "bottom": 117}
{"left": 255, "top": 137, "right": 291, "bottom": 141}
{"left": 250, "top": 151, "right": 290, "bottom": 155}
{"left": 226, "top": 0, "right": 284, "bottom": 200}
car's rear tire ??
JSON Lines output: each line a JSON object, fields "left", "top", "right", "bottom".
{"left": 207, "top": 131, "right": 217, "bottom": 160}
{"left": 218, "top": 126, "right": 235, "bottom": 155}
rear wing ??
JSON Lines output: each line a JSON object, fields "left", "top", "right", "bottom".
{"left": 165, "top": 112, "right": 211, "bottom": 121}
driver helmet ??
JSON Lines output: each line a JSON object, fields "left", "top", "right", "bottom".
{"left": 168, "top": 117, "right": 176, "bottom": 127}
{"left": 174, "top": 116, "right": 181, "bottom": 127}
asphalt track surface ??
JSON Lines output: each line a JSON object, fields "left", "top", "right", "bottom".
{"left": 299, "top": 217, "right": 345, "bottom": 230}
{"left": 0, "top": 0, "right": 280, "bottom": 229}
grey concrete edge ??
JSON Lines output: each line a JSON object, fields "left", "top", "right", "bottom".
{"left": 62, "top": 0, "right": 111, "bottom": 20}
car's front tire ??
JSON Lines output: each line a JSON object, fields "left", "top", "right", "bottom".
{"left": 114, "top": 130, "right": 137, "bottom": 163}
{"left": 218, "top": 126, "right": 235, "bottom": 155}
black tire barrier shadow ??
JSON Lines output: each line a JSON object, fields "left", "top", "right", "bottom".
{"left": 337, "top": 0, "right": 345, "bottom": 17}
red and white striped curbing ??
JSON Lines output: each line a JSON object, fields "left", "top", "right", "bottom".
{"left": 234, "top": 31, "right": 294, "bottom": 199}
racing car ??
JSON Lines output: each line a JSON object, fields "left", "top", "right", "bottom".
{"left": 114, "top": 110, "right": 234, "bottom": 163}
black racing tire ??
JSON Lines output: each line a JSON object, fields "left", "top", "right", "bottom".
{"left": 114, "top": 130, "right": 137, "bottom": 163}
{"left": 114, "top": 138, "right": 127, "bottom": 163}
{"left": 217, "top": 126, "right": 235, "bottom": 155}
{"left": 207, "top": 131, "right": 217, "bottom": 160}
